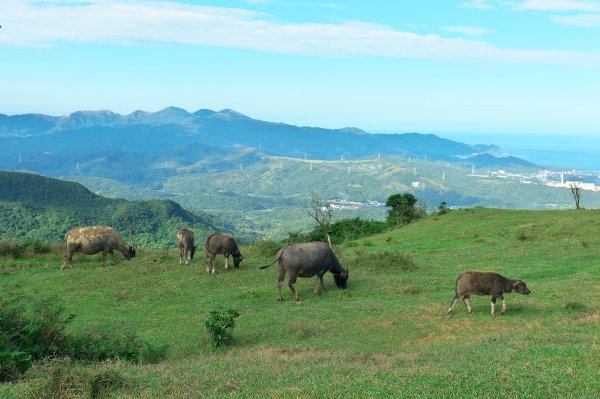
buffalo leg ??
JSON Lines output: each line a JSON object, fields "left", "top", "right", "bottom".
{"left": 447, "top": 293, "right": 459, "bottom": 313}
{"left": 179, "top": 247, "right": 184, "bottom": 265}
{"left": 491, "top": 296, "right": 497, "bottom": 316}
{"left": 205, "top": 253, "right": 211, "bottom": 273}
{"left": 224, "top": 255, "right": 229, "bottom": 270}
{"left": 288, "top": 272, "right": 300, "bottom": 301}
{"left": 315, "top": 275, "right": 325, "bottom": 295}
{"left": 277, "top": 268, "right": 286, "bottom": 301}
{"left": 211, "top": 255, "right": 217, "bottom": 274}
{"left": 500, "top": 295, "right": 506, "bottom": 315}
{"left": 61, "top": 248, "right": 73, "bottom": 270}
{"left": 463, "top": 295, "right": 473, "bottom": 313}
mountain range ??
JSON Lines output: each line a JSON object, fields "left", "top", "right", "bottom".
{"left": 0, "top": 107, "right": 515, "bottom": 166}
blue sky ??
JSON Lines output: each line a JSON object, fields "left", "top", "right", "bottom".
{"left": 1, "top": 0, "right": 600, "bottom": 136}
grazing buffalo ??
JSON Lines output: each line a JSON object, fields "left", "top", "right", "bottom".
{"left": 204, "top": 232, "right": 244, "bottom": 274}
{"left": 260, "top": 241, "right": 348, "bottom": 301}
{"left": 447, "top": 271, "right": 531, "bottom": 316}
{"left": 61, "top": 226, "right": 136, "bottom": 270}
{"left": 176, "top": 228, "right": 197, "bottom": 265}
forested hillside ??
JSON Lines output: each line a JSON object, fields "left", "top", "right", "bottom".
{"left": 0, "top": 171, "right": 228, "bottom": 247}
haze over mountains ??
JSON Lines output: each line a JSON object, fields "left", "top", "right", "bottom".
{"left": 0, "top": 107, "right": 520, "bottom": 168}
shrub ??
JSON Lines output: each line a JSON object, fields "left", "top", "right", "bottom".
{"left": 0, "top": 294, "right": 166, "bottom": 381}
{"left": 205, "top": 309, "right": 240, "bottom": 347}
{"left": 360, "top": 250, "right": 418, "bottom": 271}
{"left": 67, "top": 327, "right": 167, "bottom": 364}
{"left": 20, "top": 358, "right": 126, "bottom": 399}
{"left": 89, "top": 368, "right": 125, "bottom": 399}
{"left": 26, "top": 240, "right": 52, "bottom": 254}
{"left": 438, "top": 201, "right": 451, "bottom": 215}
{"left": 0, "top": 296, "right": 70, "bottom": 381}
{"left": 255, "top": 240, "right": 281, "bottom": 257}
{"left": 0, "top": 241, "right": 26, "bottom": 259}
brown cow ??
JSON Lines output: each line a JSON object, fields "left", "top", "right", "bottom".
{"left": 447, "top": 271, "right": 531, "bottom": 316}
{"left": 61, "top": 226, "right": 135, "bottom": 270}
{"left": 176, "top": 228, "right": 197, "bottom": 265}
{"left": 204, "top": 232, "right": 244, "bottom": 274}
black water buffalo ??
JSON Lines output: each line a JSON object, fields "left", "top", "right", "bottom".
{"left": 204, "top": 232, "right": 244, "bottom": 274}
{"left": 61, "top": 226, "right": 136, "bottom": 270}
{"left": 447, "top": 271, "right": 531, "bottom": 316}
{"left": 176, "top": 228, "right": 197, "bottom": 265}
{"left": 260, "top": 241, "right": 348, "bottom": 301}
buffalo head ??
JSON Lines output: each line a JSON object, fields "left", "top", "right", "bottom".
{"left": 233, "top": 255, "right": 244, "bottom": 268}
{"left": 124, "top": 245, "right": 136, "bottom": 261}
{"left": 512, "top": 280, "right": 530, "bottom": 295}
{"left": 333, "top": 268, "right": 348, "bottom": 289}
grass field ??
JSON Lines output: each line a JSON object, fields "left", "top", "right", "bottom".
{"left": 1, "top": 208, "right": 599, "bottom": 398}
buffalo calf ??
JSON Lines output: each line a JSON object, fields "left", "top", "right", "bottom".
{"left": 447, "top": 271, "right": 530, "bottom": 316}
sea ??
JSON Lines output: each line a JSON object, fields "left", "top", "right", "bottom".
{"left": 442, "top": 133, "right": 600, "bottom": 171}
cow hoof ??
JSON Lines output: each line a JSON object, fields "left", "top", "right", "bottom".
{"left": 277, "top": 297, "right": 283, "bottom": 302}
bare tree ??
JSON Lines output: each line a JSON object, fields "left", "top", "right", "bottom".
{"left": 569, "top": 181, "right": 582, "bottom": 210}
{"left": 309, "top": 194, "right": 333, "bottom": 248}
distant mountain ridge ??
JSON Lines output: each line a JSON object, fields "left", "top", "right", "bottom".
{"left": 0, "top": 107, "right": 524, "bottom": 174}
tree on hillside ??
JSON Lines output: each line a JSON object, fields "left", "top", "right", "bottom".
{"left": 308, "top": 194, "right": 333, "bottom": 248}
{"left": 569, "top": 180, "right": 582, "bottom": 210}
{"left": 386, "top": 193, "right": 425, "bottom": 226}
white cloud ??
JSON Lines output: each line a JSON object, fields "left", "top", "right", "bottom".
{"left": 1, "top": 0, "right": 599, "bottom": 66}
{"left": 444, "top": 26, "right": 494, "bottom": 36}
{"left": 518, "top": 0, "right": 600, "bottom": 12}
{"left": 461, "top": 0, "right": 496, "bottom": 9}
{"left": 241, "top": 0, "right": 269, "bottom": 5}
{"left": 551, "top": 13, "right": 600, "bottom": 25}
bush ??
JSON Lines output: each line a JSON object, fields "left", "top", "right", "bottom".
{"left": 20, "top": 358, "right": 126, "bottom": 399}
{"left": 205, "top": 309, "right": 240, "bottom": 347}
{"left": 286, "top": 218, "right": 390, "bottom": 245}
{"left": 255, "top": 240, "right": 281, "bottom": 257}
{"left": 0, "top": 294, "right": 166, "bottom": 381}
{"left": 360, "top": 250, "right": 418, "bottom": 271}
{"left": 26, "top": 240, "right": 52, "bottom": 254}
{"left": 66, "top": 328, "right": 167, "bottom": 363}
{"left": 0, "top": 296, "right": 70, "bottom": 381}
{"left": 0, "top": 241, "right": 27, "bottom": 259}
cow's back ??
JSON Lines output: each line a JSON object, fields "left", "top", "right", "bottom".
{"left": 65, "top": 226, "right": 118, "bottom": 255}
{"left": 279, "top": 242, "right": 332, "bottom": 272}
{"left": 177, "top": 228, "right": 194, "bottom": 248}
{"left": 206, "top": 232, "right": 234, "bottom": 254}
{"left": 456, "top": 271, "right": 505, "bottom": 295}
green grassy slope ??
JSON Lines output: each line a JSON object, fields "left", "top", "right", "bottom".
{"left": 1, "top": 208, "right": 598, "bottom": 398}
{"left": 0, "top": 171, "right": 220, "bottom": 247}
